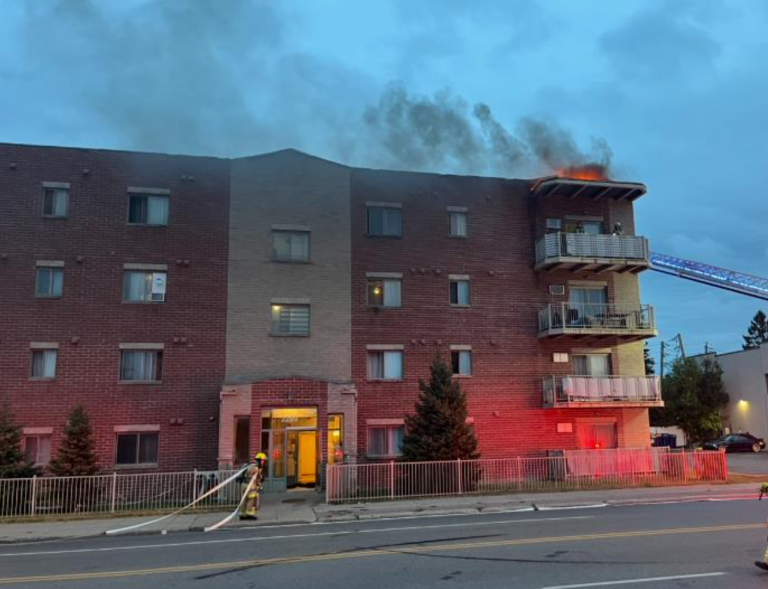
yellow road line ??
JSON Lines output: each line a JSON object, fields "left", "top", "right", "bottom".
{"left": 0, "top": 522, "right": 762, "bottom": 585}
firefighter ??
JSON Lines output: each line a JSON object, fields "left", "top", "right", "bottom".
{"left": 239, "top": 452, "right": 268, "bottom": 520}
{"left": 755, "top": 484, "right": 768, "bottom": 571}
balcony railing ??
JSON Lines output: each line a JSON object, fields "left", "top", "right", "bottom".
{"left": 535, "top": 233, "right": 650, "bottom": 272}
{"left": 543, "top": 375, "right": 662, "bottom": 407}
{"left": 538, "top": 302, "right": 656, "bottom": 339}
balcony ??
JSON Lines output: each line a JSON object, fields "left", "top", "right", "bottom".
{"left": 543, "top": 375, "right": 663, "bottom": 408}
{"left": 538, "top": 302, "right": 657, "bottom": 341}
{"left": 535, "top": 233, "right": 650, "bottom": 273}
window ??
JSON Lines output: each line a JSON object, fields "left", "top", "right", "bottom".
{"left": 23, "top": 435, "right": 52, "bottom": 465}
{"left": 35, "top": 266, "right": 63, "bottom": 298}
{"left": 272, "top": 231, "right": 310, "bottom": 262}
{"left": 30, "top": 349, "right": 57, "bottom": 379}
{"left": 565, "top": 220, "right": 604, "bottom": 235}
{"left": 451, "top": 350, "right": 472, "bottom": 376}
{"left": 123, "top": 271, "right": 167, "bottom": 302}
{"left": 120, "top": 350, "right": 162, "bottom": 382}
{"left": 577, "top": 422, "right": 617, "bottom": 449}
{"left": 128, "top": 194, "right": 169, "bottom": 225}
{"left": 448, "top": 211, "right": 468, "bottom": 237}
{"left": 450, "top": 279, "right": 470, "bottom": 306}
{"left": 328, "top": 414, "right": 344, "bottom": 465}
{"left": 43, "top": 188, "right": 69, "bottom": 217}
{"left": 367, "top": 278, "right": 401, "bottom": 308}
{"left": 271, "top": 304, "right": 310, "bottom": 335}
{"left": 367, "top": 350, "right": 403, "bottom": 380}
{"left": 553, "top": 352, "right": 569, "bottom": 363}
{"left": 367, "top": 206, "right": 402, "bottom": 237}
{"left": 573, "top": 354, "right": 611, "bottom": 376}
{"left": 116, "top": 432, "right": 159, "bottom": 465}
{"left": 568, "top": 286, "right": 608, "bottom": 324}
{"left": 368, "top": 425, "right": 404, "bottom": 458}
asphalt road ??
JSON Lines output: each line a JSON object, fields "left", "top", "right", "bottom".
{"left": 1, "top": 501, "right": 767, "bottom": 588}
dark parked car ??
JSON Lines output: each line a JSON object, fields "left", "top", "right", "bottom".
{"left": 703, "top": 433, "right": 766, "bottom": 453}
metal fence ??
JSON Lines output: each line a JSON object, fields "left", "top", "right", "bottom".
{"left": 538, "top": 302, "right": 656, "bottom": 333}
{"left": 0, "top": 469, "right": 240, "bottom": 519}
{"left": 535, "top": 233, "right": 649, "bottom": 264}
{"left": 543, "top": 375, "right": 662, "bottom": 405}
{"left": 326, "top": 448, "right": 728, "bottom": 503}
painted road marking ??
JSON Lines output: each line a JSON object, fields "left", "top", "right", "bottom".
{"left": 542, "top": 572, "right": 726, "bottom": 588}
{"left": 0, "top": 523, "right": 760, "bottom": 585}
{"left": 0, "top": 515, "right": 594, "bottom": 557}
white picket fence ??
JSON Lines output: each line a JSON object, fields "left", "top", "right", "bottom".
{"left": 326, "top": 448, "right": 729, "bottom": 503}
{"left": 0, "top": 469, "right": 240, "bottom": 519}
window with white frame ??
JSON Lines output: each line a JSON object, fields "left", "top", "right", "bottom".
{"left": 449, "top": 279, "right": 470, "bottom": 306}
{"left": 451, "top": 349, "right": 472, "bottom": 376}
{"left": 367, "top": 206, "right": 402, "bottom": 237}
{"left": 116, "top": 432, "right": 159, "bottom": 465}
{"left": 43, "top": 187, "right": 69, "bottom": 217}
{"left": 448, "top": 210, "right": 468, "bottom": 237}
{"left": 367, "top": 350, "right": 403, "bottom": 380}
{"left": 573, "top": 354, "right": 611, "bottom": 376}
{"left": 35, "top": 266, "right": 63, "bottom": 298}
{"left": 120, "top": 350, "right": 162, "bottom": 382}
{"left": 272, "top": 230, "right": 310, "bottom": 262}
{"left": 30, "top": 349, "right": 57, "bottom": 379}
{"left": 367, "top": 278, "right": 401, "bottom": 308}
{"left": 123, "top": 271, "right": 167, "bottom": 302}
{"left": 368, "top": 425, "right": 404, "bottom": 458}
{"left": 23, "top": 435, "right": 52, "bottom": 465}
{"left": 271, "top": 304, "right": 310, "bottom": 335}
{"left": 128, "top": 194, "right": 169, "bottom": 225}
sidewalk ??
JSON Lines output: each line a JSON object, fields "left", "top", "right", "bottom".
{"left": 0, "top": 483, "right": 761, "bottom": 543}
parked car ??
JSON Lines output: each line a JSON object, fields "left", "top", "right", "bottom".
{"left": 703, "top": 433, "right": 766, "bottom": 453}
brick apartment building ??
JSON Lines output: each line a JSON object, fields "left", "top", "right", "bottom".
{"left": 1, "top": 143, "right": 661, "bottom": 488}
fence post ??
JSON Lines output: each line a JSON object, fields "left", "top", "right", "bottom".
{"left": 457, "top": 458, "right": 463, "bottom": 495}
{"left": 110, "top": 472, "right": 117, "bottom": 513}
{"left": 681, "top": 448, "right": 688, "bottom": 482}
{"left": 192, "top": 469, "right": 198, "bottom": 504}
{"left": 389, "top": 461, "right": 395, "bottom": 500}
{"left": 30, "top": 475, "right": 37, "bottom": 517}
{"left": 517, "top": 456, "right": 522, "bottom": 492}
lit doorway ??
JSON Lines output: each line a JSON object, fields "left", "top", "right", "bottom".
{"left": 261, "top": 408, "right": 318, "bottom": 491}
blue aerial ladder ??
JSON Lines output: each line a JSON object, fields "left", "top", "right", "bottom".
{"left": 650, "top": 252, "right": 768, "bottom": 301}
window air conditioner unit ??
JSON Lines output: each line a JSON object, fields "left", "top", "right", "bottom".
{"left": 546, "top": 218, "right": 562, "bottom": 230}
{"left": 549, "top": 285, "right": 565, "bottom": 296}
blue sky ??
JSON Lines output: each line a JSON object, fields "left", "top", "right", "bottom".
{"left": 2, "top": 0, "right": 767, "bottom": 362}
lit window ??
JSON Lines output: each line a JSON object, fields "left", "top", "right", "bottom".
{"left": 451, "top": 350, "right": 472, "bottom": 376}
{"left": 448, "top": 211, "right": 468, "bottom": 237}
{"left": 120, "top": 350, "right": 162, "bottom": 382}
{"left": 367, "top": 206, "right": 402, "bottom": 237}
{"left": 272, "top": 231, "right": 310, "bottom": 262}
{"left": 23, "top": 435, "right": 52, "bottom": 465}
{"left": 123, "top": 271, "right": 167, "bottom": 302}
{"left": 368, "top": 426, "right": 404, "bottom": 458}
{"left": 328, "top": 414, "right": 344, "bottom": 465}
{"left": 367, "top": 350, "right": 403, "bottom": 380}
{"left": 116, "top": 432, "right": 159, "bottom": 465}
{"left": 553, "top": 352, "right": 569, "bottom": 363}
{"left": 271, "top": 304, "right": 310, "bottom": 335}
{"left": 35, "top": 266, "right": 63, "bottom": 298}
{"left": 450, "top": 279, "right": 470, "bottom": 306}
{"left": 128, "top": 194, "right": 169, "bottom": 225}
{"left": 30, "top": 349, "right": 57, "bottom": 379}
{"left": 367, "top": 278, "right": 401, "bottom": 308}
{"left": 43, "top": 188, "right": 69, "bottom": 217}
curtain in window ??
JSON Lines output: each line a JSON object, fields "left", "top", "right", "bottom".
{"left": 573, "top": 354, "right": 610, "bottom": 376}
{"left": 32, "top": 350, "right": 57, "bottom": 378}
{"left": 45, "top": 189, "right": 68, "bottom": 216}
{"left": 122, "top": 351, "right": 157, "bottom": 381}
{"left": 449, "top": 212, "right": 467, "bottom": 236}
{"left": 383, "top": 351, "right": 403, "bottom": 379}
{"left": 383, "top": 280, "right": 401, "bottom": 307}
{"left": 369, "top": 427, "right": 387, "bottom": 456}
{"left": 273, "top": 232, "right": 309, "bottom": 261}
{"left": 124, "top": 272, "right": 149, "bottom": 301}
{"left": 147, "top": 196, "right": 169, "bottom": 225}
{"left": 367, "top": 352, "right": 384, "bottom": 379}
{"left": 458, "top": 351, "right": 472, "bottom": 375}
{"left": 391, "top": 427, "right": 404, "bottom": 455}
{"left": 382, "top": 209, "right": 401, "bottom": 236}
{"left": 138, "top": 433, "right": 159, "bottom": 464}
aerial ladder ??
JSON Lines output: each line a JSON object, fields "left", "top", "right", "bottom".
{"left": 649, "top": 252, "right": 768, "bottom": 301}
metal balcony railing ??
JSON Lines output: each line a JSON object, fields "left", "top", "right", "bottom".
{"left": 535, "top": 233, "right": 650, "bottom": 265}
{"left": 543, "top": 375, "right": 662, "bottom": 406}
{"left": 538, "top": 302, "right": 656, "bottom": 333}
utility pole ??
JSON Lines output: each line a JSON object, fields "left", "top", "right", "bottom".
{"left": 660, "top": 341, "right": 666, "bottom": 379}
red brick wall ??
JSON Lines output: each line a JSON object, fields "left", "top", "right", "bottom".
{"left": 0, "top": 144, "right": 230, "bottom": 471}
{"left": 350, "top": 169, "right": 649, "bottom": 460}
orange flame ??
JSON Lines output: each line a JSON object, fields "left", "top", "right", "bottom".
{"left": 555, "top": 163, "right": 609, "bottom": 182}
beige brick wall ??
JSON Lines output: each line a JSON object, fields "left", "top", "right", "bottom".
{"left": 619, "top": 408, "right": 652, "bottom": 447}
{"left": 226, "top": 151, "right": 352, "bottom": 383}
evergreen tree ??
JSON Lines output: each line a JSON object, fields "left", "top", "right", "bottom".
{"left": 743, "top": 310, "right": 768, "bottom": 350}
{"left": 49, "top": 406, "right": 100, "bottom": 476}
{"left": 644, "top": 342, "right": 655, "bottom": 376}
{"left": 401, "top": 354, "right": 480, "bottom": 461}
{"left": 0, "top": 408, "right": 38, "bottom": 478}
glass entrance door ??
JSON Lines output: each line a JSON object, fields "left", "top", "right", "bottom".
{"left": 261, "top": 407, "right": 318, "bottom": 492}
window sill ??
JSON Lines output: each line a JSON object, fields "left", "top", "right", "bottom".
{"left": 270, "top": 333, "right": 310, "bottom": 337}
{"left": 114, "top": 463, "right": 159, "bottom": 470}
{"left": 41, "top": 215, "right": 69, "bottom": 220}
{"left": 366, "top": 234, "right": 402, "bottom": 239}
{"left": 35, "top": 295, "right": 62, "bottom": 300}
{"left": 452, "top": 374, "right": 472, "bottom": 379}
{"left": 367, "top": 378, "right": 404, "bottom": 383}
{"left": 28, "top": 377, "right": 56, "bottom": 382}
{"left": 368, "top": 306, "right": 402, "bottom": 310}
{"left": 272, "top": 259, "right": 312, "bottom": 265}
{"left": 126, "top": 223, "right": 168, "bottom": 228}
{"left": 450, "top": 304, "right": 471, "bottom": 309}
{"left": 448, "top": 235, "right": 468, "bottom": 239}
{"left": 121, "top": 300, "right": 166, "bottom": 304}
{"left": 118, "top": 380, "right": 162, "bottom": 385}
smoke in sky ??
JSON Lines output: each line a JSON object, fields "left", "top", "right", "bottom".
{"left": 14, "top": 0, "right": 614, "bottom": 178}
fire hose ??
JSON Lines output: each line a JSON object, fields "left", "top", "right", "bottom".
{"left": 105, "top": 465, "right": 252, "bottom": 535}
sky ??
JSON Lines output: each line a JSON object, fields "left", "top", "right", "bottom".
{"left": 2, "top": 0, "right": 767, "bottom": 364}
